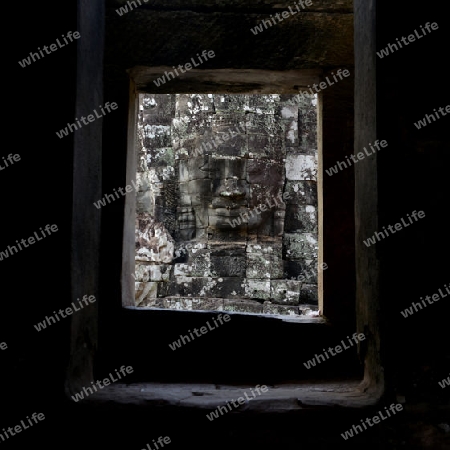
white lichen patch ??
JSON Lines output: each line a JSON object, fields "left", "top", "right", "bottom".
{"left": 285, "top": 154, "right": 317, "bottom": 181}
{"left": 198, "top": 278, "right": 217, "bottom": 297}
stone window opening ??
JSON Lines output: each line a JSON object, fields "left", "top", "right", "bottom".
{"left": 133, "top": 93, "right": 320, "bottom": 318}
{"left": 67, "top": 3, "right": 383, "bottom": 409}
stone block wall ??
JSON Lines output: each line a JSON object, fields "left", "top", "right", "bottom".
{"left": 135, "top": 93, "right": 318, "bottom": 315}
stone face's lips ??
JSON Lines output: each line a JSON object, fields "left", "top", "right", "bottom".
{"left": 209, "top": 206, "right": 247, "bottom": 216}
{"left": 211, "top": 198, "right": 247, "bottom": 209}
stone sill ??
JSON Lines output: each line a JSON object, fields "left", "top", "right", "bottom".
{"left": 123, "top": 305, "right": 327, "bottom": 324}
{"left": 68, "top": 380, "right": 382, "bottom": 412}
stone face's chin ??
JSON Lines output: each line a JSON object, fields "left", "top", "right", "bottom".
{"left": 208, "top": 206, "right": 270, "bottom": 230}
{"left": 208, "top": 207, "right": 247, "bottom": 229}
{"left": 209, "top": 206, "right": 247, "bottom": 216}
{"left": 211, "top": 216, "right": 246, "bottom": 229}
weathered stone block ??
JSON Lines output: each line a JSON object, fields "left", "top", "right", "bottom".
{"left": 205, "top": 277, "right": 244, "bottom": 298}
{"left": 135, "top": 216, "right": 175, "bottom": 263}
{"left": 270, "top": 255, "right": 285, "bottom": 279}
{"left": 247, "top": 134, "right": 284, "bottom": 159}
{"left": 270, "top": 280, "right": 301, "bottom": 304}
{"left": 211, "top": 113, "right": 247, "bottom": 133}
{"left": 246, "top": 113, "right": 283, "bottom": 136}
{"left": 157, "top": 280, "right": 170, "bottom": 298}
{"left": 244, "top": 279, "right": 271, "bottom": 299}
{"left": 283, "top": 233, "right": 318, "bottom": 260}
{"left": 211, "top": 243, "right": 247, "bottom": 257}
{"left": 299, "top": 283, "right": 319, "bottom": 304}
{"left": 262, "top": 302, "right": 300, "bottom": 316}
{"left": 174, "top": 134, "right": 212, "bottom": 158}
{"left": 135, "top": 282, "right": 158, "bottom": 307}
{"left": 298, "top": 96, "right": 317, "bottom": 152}
{"left": 173, "top": 114, "right": 213, "bottom": 140}
{"left": 164, "top": 297, "right": 224, "bottom": 311}
{"left": 284, "top": 204, "right": 317, "bottom": 233}
{"left": 211, "top": 256, "right": 246, "bottom": 277}
{"left": 247, "top": 242, "right": 282, "bottom": 255}
{"left": 209, "top": 134, "right": 247, "bottom": 157}
{"left": 141, "top": 94, "right": 175, "bottom": 125}
{"left": 283, "top": 117, "right": 298, "bottom": 146}
{"left": 137, "top": 297, "right": 166, "bottom": 308}
{"left": 247, "top": 94, "right": 280, "bottom": 115}
{"left": 247, "top": 159, "right": 284, "bottom": 186}
{"left": 298, "top": 304, "right": 320, "bottom": 316}
{"left": 135, "top": 263, "right": 171, "bottom": 282}
{"left": 284, "top": 180, "right": 317, "bottom": 206}
{"left": 212, "top": 94, "right": 248, "bottom": 112}
{"left": 279, "top": 104, "right": 298, "bottom": 119}
{"left": 163, "top": 297, "right": 196, "bottom": 310}
{"left": 143, "top": 124, "right": 171, "bottom": 149}
{"left": 136, "top": 189, "right": 153, "bottom": 214}
{"left": 223, "top": 299, "right": 263, "bottom": 314}
{"left": 189, "top": 297, "right": 224, "bottom": 311}
{"left": 248, "top": 186, "right": 285, "bottom": 215}
{"left": 283, "top": 260, "right": 318, "bottom": 284}
{"left": 174, "top": 263, "right": 193, "bottom": 277}
{"left": 246, "top": 252, "right": 272, "bottom": 279}
{"left": 167, "top": 275, "right": 194, "bottom": 296}
{"left": 144, "top": 146, "right": 175, "bottom": 169}
{"left": 188, "top": 249, "right": 212, "bottom": 277}
{"left": 285, "top": 154, "right": 317, "bottom": 181}
{"left": 168, "top": 276, "right": 243, "bottom": 298}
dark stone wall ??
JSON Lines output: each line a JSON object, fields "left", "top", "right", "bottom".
{"left": 105, "top": 2, "right": 353, "bottom": 71}
{"left": 376, "top": 0, "right": 450, "bottom": 440}
{"left": 66, "top": 0, "right": 105, "bottom": 396}
{"left": 4, "top": 0, "right": 78, "bottom": 420}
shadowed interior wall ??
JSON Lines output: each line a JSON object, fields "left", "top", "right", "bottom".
{"left": 66, "top": 0, "right": 104, "bottom": 394}
{"left": 97, "top": 0, "right": 357, "bottom": 382}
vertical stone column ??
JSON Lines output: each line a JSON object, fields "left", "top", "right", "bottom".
{"left": 135, "top": 94, "right": 177, "bottom": 306}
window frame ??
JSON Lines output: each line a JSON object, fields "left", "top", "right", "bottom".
{"left": 121, "top": 70, "right": 335, "bottom": 323}
{"left": 112, "top": 69, "right": 360, "bottom": 385}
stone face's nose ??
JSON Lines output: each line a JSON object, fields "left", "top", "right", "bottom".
{"left": 219, "top": 189, "right": 246, "bottom": 199}
{"left": 219, "top": 177, "right": 246, "bottom": 200}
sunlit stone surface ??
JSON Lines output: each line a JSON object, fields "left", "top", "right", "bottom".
{"left": 135, "top": 94, "right": 318, "bottom": 315}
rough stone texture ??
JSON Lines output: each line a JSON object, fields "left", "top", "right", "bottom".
{"left": 106, "top": 9, "right": 354, "bottom": 72}
{"left": 110, "top": 0, "right": 353, "bottom": 12}
{"left": 135, "top": 281, "right": 158, "bottom": 306}
{"left": 263, "top": 302, "right": 301, "bottom": 315}
{"left": 65, "top": 0, "right": 105, "bottom": 396}
{"left": 223, "top": 299, "right": 264, "bottom": 314}
{"left": 135, "top": 93, "right": 319, "bottom": 315}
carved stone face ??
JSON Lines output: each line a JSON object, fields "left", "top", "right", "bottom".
{"left": 209, "top": 157, "right": 249, "bottom": 230}
{"left": 178, "top": 153, "right": 285, "bottom": 240}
